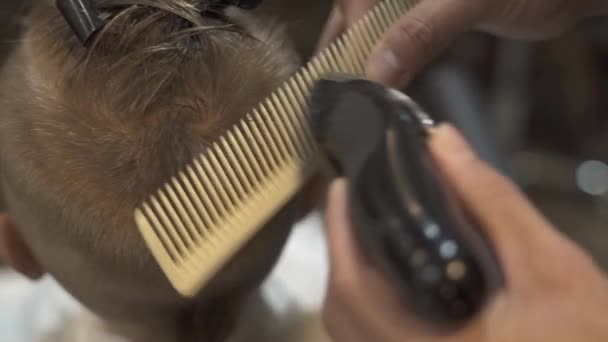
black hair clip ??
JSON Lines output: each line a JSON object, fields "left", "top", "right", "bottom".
{"left": 56, "top": 0, "right": 105, "bottom": 45}
{"left": 56, "top": 0, "right": 262, "bottom": 45}
{"left": 211, "top": 0, "right": 263, "bottom": 10}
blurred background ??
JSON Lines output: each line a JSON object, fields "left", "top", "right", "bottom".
{"left": 0, "top": 0, "right": 607, "bottom": 339}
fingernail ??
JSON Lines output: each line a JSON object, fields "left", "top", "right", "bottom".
{"left": 366, "top": 48, "right": 402, "bottom": 85}
{"left": 430, "top": 124, "right": 477, "bottom": 163}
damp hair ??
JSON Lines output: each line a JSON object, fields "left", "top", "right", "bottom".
{"left": 0, "top": 0, "right": 300, "bottom": 340}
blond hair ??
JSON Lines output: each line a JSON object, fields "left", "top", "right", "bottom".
{"left": 0, "top": 1, "right": 300, "bottom": 340}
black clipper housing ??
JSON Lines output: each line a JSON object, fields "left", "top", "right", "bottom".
{"left": 309, "top": 75, "right": 503, "bottom": 327}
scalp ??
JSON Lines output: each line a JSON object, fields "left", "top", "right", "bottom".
{"left": 0, "top": 0, "right": 299, "bottom": 280}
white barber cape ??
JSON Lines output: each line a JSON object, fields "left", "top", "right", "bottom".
{"left": 0, "top": 213, "right": 329, "bottom": 342}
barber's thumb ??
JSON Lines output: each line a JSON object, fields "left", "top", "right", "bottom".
{"left": 324, "top": 179, "right": 352, "bottom": 262}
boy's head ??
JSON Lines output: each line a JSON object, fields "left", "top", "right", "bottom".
{"left": 0, "top": 0, "right": 300, "bottom": 339}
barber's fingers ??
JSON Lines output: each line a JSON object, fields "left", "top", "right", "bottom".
{"left": 323, "top": 179, "right": 398, "bottom": 299}
{"left": 366, "top": 0, "right": 486, "bottom": 87}
{"left": 324, "top": 179, "right": 368, "bottom": 276}
{"left": 335, "top": 0, "right": 379, "bottom": 25}
{"left": 428, "top": 124, "right": 587, "bottom": 278}
{"left": 316, "top": 0, "right": 378, "bottom": 55}
{"left": 315, "top": 6, "right": 346, "bottom": 55}
{"left": 323, "top": 180, "right": 434, "bottom": 341}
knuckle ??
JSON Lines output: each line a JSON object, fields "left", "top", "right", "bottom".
{"left": 331, "top": 270, "right": 359, "bottom": 302}
{"left": 322, "top": 285, "right": 350, "bottom": 329}
{"left": 393, "top": 16, "right": 436, "bottom": 56}
{"left": 321, "top": 300, "right": 336, "bottom": 328}
{"left": 321, "top": 302, "right": 346, "bottom": 342}
{"left": 462, "top": 160, "right": 518, "bottom": 200}
{"left": 514, "top": 236, "right": 601, "bottom": 293}
{"left": 544, "top": 242, "right": 598, "bottom": 277}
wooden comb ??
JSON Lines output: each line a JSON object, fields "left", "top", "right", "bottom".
{"left": 134, "top": 0, "right": 419, "bottom": 297}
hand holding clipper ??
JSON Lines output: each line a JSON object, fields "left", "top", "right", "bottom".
{"left": 310, "top": 75, "right": 504, "bottom": 326}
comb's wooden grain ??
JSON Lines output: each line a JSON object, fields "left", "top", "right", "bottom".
{"left": 268, "top": 95, "right": 301, "bottom": 158}
{"left": 352, "top": 24, "right": 369, "bottom": 58}
{"left": 360, "top": 16, "right": 376, "bottom": 51}
{"left": 328, "top": 43, "right": 347, "bottom": 72}
{"left": 220, "top": 136, "right": 253, "bottom": 193}
{"left": 164, "top": 184, "right": 197, "bottom": 243}
{"left": 200, "top": 155, "right": 233, "bottom": 215}
{"left": 143, "top": 206, "right": 179, "bottom": 270}
{"left": 150, "top": 196, "right": 187, "bottom": 256}
{"left": 238, "top": 121, "right": 272, "bottom": 178}
{"left": 364, "top": 17, "right": 379, "bottom": 53}
{"left": 139, "top": 204, "right": 176, "bottom": 259}
{"left": 282, "top": 81, "right": 317, "bottom": 158}
{"left": 249, "top": 115, "right": 280, "bottom": 170}
{"left": 377, "top": 2, "right": 392, "bottom": 28}
{"left": 322, "top": 46, "right": 340, "bottom": 72}
{"left": 135, "top": 0, "right": 419, "bottom": 297}
{"left": 232, "top": 126, "right": 264, "bottom": 182}
{"left": 135, "top": 208, "right": 187, "bottom": 287}
{"left": 311, "top": 57, "right": 326, "bottom": 77}
{"left": 301, "top": 68, "right": 315, "bottom": 90}
{"left": 367, "top": 9, "right": 383, "bottom": 40}
{"left": 259, "top": 104, "right": 291, "bottom": 160}
{"left": 190, "top": 162, "right": 224, "bottom": 222}
{"left": 172, "top": 177, "right": 207, "bottom": 237}
{"left": 335, "top": 38, "right": 356, "bottom": 73}
{"left": 179, "top": 171, "right": 215, "bottom": 229}
{"left": 208, "top": 145, "right": 239, "bottom": 206}
{"left": 275, "top": 88, "right": 313, "bottom": 157}
{"left": 158, "top": 189, "right": 195, "bottom": 248}
{"left": 316, "top": 51, "right": 332, "bottom": 75}
{"left": 345, "top": 34, "right": 362, "bottom": 73}
{"left": 215, "top": 141, "right": 247, "bottom": 198}
{"left": 292, "top": 73, "right": 311, "bottom": 107}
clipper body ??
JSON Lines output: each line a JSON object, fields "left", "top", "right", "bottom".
{"left": 310, "top": 76, "right": 503, "bottom": 325}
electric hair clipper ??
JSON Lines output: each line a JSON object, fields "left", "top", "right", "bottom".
{"left": 309, "top": 75, "right": 504, "bottom": 326}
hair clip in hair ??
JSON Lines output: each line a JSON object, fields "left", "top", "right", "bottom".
{"left": 228, "top": 0, "right": 263, "bottom": 10}
{"left": 56, "top": 0, "right": 105, "bottom": 45}
{"left": 210, "top": 0, "right": 263, "bottom": 11}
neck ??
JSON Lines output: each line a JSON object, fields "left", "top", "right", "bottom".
{"left": 102, "top": 316, "right": 180, "bottom": 342}
{"left": 99, "top": 291, "right": 269, "bottom": 342}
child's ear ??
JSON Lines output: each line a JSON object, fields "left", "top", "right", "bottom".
{"left": 0, "top": 213, "right": 44, "bottom": 280}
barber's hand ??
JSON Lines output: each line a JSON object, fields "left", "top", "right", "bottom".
{"left": 317, "top": 0, "right": 608, "bottom": 87}
{"left": 322, "top": 124, "right": 608, "bottom": 342}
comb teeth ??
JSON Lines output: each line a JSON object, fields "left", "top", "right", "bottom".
{"left": 134, "top": 0, "right": 419, "bottom": 297}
